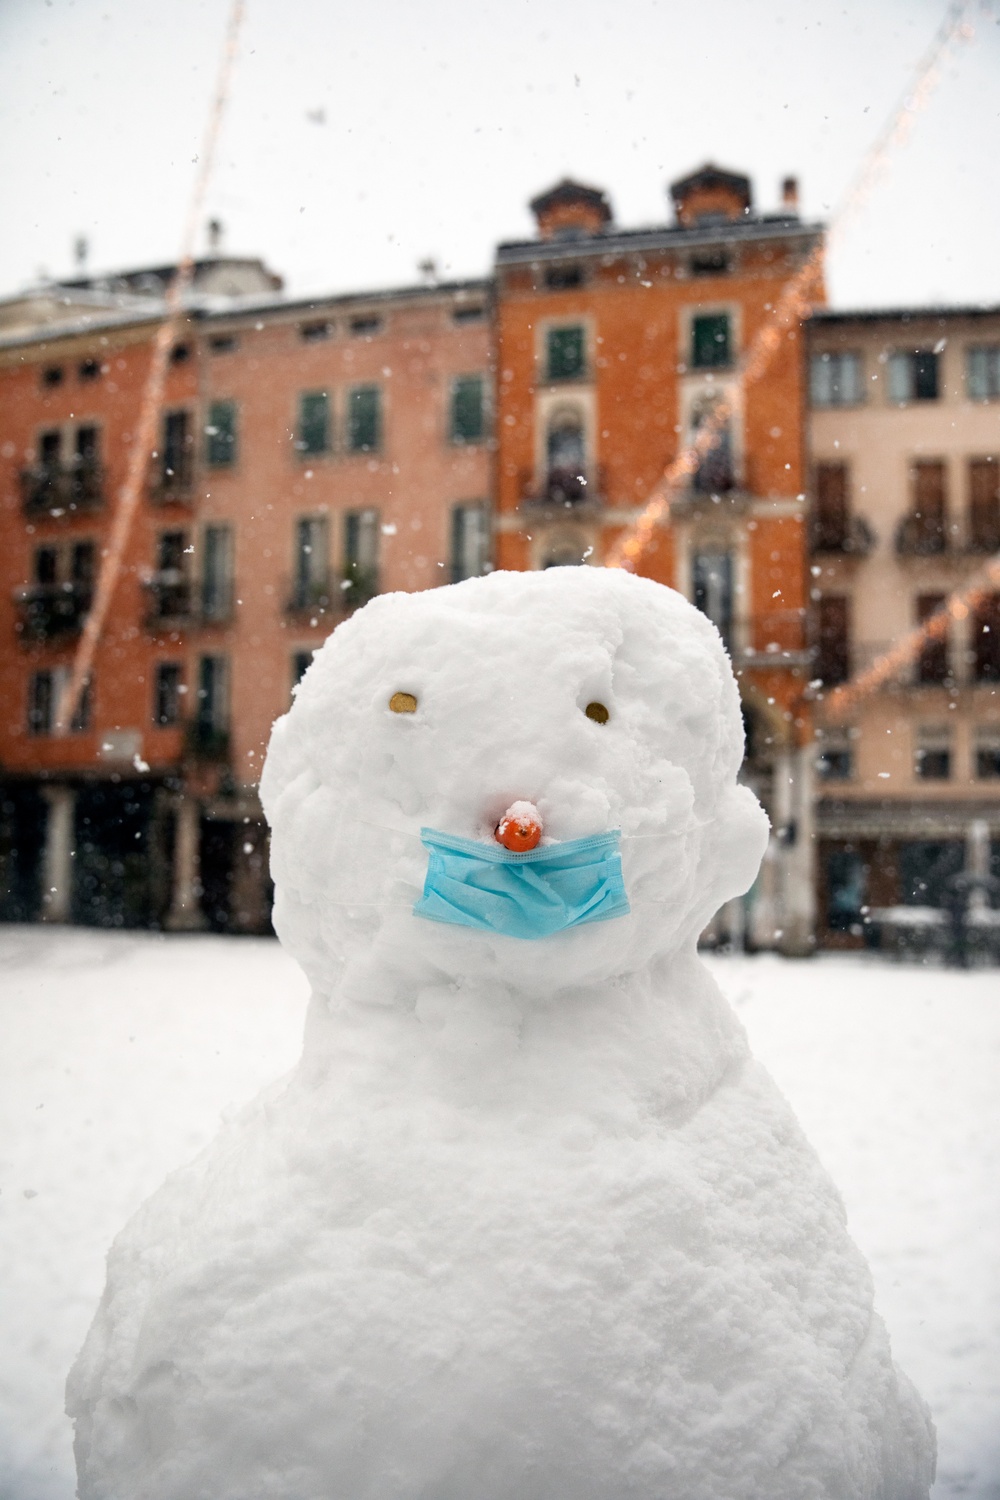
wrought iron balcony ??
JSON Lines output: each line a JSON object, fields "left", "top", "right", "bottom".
{"left": 144, "top": 570, "right": 193, "bottom": 626}
{"left": 20, "top": 460, "right": 104, "bottom": 516}
{"left": 895, "top": 513, "right": 948, "bottom": 556}
{"left": 149, "top": 456, "right": 195, "bottom": 505}
{"left": 810, "top": 514, "right": 877, "bottom": 556}
{"left": 13, "top": 580, "right": 93, "bottom": 641}
{"left": 519, "top": 465, "right": 605, "bottom": 514}
{"left": 183, "top": 719, "right": 231, "bottom": 762}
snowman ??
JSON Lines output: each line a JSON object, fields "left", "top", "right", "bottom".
{"left": 68, "top": 567, "right": 934, "bottom": 1499}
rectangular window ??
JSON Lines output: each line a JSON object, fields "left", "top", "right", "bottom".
{"left": 809, "top": 351, "right": 863, "bottom": 407}
{"left": 898, "top": 461, "right": 947, "bottom": 554}
{"left": 209, "top": 334, "right": 239, "bottom": 354}
{"left": 887, "top": 349, "right": 939, "bottom": 403}
{"left": 196, "top": 655, "right": 229, "bottom": 734}
{"left": 915, "top": 594, "right": 949, "bottom": 684}
{"left": 972, "top": 593, "right": 1000, "bottom": 682}
{"left": 343, "top": 508, "right": 379, "bottom": 607}
{"left": 546, "top": 325, "right": 586, "bottom": 381}
{"left": 969, "top": 457, "right": 1000, "bottom": 551}
{"left": 691, "top": 313, "right": 731, "bottom": 369}
{"left": 154, "top": 663, "right": 183, "bottom": 726}
{"left": 161, "top": 409, "right": 193, "bottom": 491}
{"left": 817, "top": 731, "right": 853, "bottom": 781}
{"left": 72, "top": 425, "right": 101, "bottom": 505}
{"left": 291, "top": 651, "right": 313, "bottom": 693}
{"left": 350, "top": 315, "right": 382, "bottom": 336}
{"left": 293, "top": 516, "right": 330, "bottom": 608}
{"left": 816, "top": 596, "right": 850, "bottom": 685}
{"left": 300, "top": 320, "right": 332, "bottom": 342}
{"left": 34, "top": 545, "right": 58, "bottom": 585}
{"left": 450, "top": 376, "right": 486, "bottom": 444}
{"left": 205, "top": 400, "right": 237, "bottom": 467}
{"left": 28, "top": 668, "right": 89, "bottom": 734}
{"left": 451, "top": 503, "right": 489, "bottom": 582}
{"left": 915, "top": 729, "right": 951, "bottom": 781}
{"left": 71, "top": 540, "right": 95, "bottom": 595}
{"left": 692, "top": 551, "right": 734, "bottom": 652}
{"left": 298, "top": 391, "right": 331, "bottom": 455}
{"left": 975, "top": 730, "right": 1000, "bottom": 780}
{"left": 152, "top": 530, "right": 190, "bottom": 618}
{"left": 967, "top": 345, "right": 1000, "bottom": 400}
{"left": 813, "top": 463, "right": 849, "bottom": 550}
{"left": 202, "top": 524, "right": 233, "bottom": 622}
{"left": 28, "top": 670, "right": 54, "bottom": 735}
{"left": 347, "top": 385, "right": 381, "bottom": 452}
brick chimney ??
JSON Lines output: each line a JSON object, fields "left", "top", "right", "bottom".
{"left": 781, "top": 177, "right": 799, "bottom": 215}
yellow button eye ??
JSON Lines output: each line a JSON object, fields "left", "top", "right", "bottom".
{"left": 585, "top": 701, "right": 609, "bottom": 724}
{"left": 389, "top": 691, "right": 418, "bottom": 714}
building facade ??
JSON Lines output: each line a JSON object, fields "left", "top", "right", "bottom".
{"left": 807, "top": 307, "right": 1000, "bottom": 945}
{"left": 492, "top": 168, "right": 822, "bottom": 952}
{"left": 3, "top": 170, "right": 997, "bottom": 950}
{"left": 0, "top": 269, "right": 492, "bottom": 932}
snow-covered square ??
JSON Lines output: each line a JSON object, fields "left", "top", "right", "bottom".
{"left": 1, "top": 928, "right": 997, "bottom": 1498}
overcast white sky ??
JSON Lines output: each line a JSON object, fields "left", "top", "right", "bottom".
{"left": 0, "top": 0, "right": 998, "bottom": 310}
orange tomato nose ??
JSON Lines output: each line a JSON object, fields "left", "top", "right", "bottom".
{"left": 495, "top": 801, "right": 543, "bottom": 852}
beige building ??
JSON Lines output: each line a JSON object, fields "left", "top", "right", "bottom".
{"left": 807, "top": 306, "right": 1000, "bottom": 946}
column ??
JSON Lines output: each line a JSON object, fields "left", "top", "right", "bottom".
{"left": 779, "top": 742, "right": 817, "bottom": 957}
{"left": 166, "top": 792, "right": 207, "bottom": 931}
{"left": 41, "top": 784, "right": 75, "bottom": 923}
{"left": 771, "top": 744, "right": 817, "bottom": 958}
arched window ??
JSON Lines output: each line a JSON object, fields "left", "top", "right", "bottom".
{"left": 691, "top": 397, "right": 734, "bottom": 494}
{"left": 545, "top": 406, "right": 586, "bottom": 501}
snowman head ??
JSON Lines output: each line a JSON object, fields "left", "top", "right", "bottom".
{"left": 261, "top": 568, "right": 768, "bottom": 1000}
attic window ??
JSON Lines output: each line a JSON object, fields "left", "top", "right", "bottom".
{"left": 41, "top": 366, "right": 64, "bottom": 389}
{"left": 544, "top": 265, "right": 584, "bottom": 290}
{"left": 170, "top": 344, "right": 191, "bottom": 364}
{"left": 350, "top": 315, "right": 382, "bottom": 336}
{"left": 209, "top": 334, "right": 239, "bottom": 353}
{"left": 690, "top": 252, "right": 728, "bottom": 277}
{"left": 300, "top": 321, "right": 332, "bottom": 342}
{"left": 453, "top": 305, "right": 486, "bottom": 324}
{"left": 78, "top": 358, "right": 101, "bottom": 381}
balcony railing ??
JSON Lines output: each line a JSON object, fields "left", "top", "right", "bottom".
{"left": 20, "top": 461, "right": 104, "bottom": 516}
{"left": 144, "top": 571, "right": 192, "bottom": 626}
{"left": 810, "top": 515, "right": 877, "bottom": 556}
{"left": 13, "top": 581, "right": 93, "bottom": 641}
{"left": 895, "top": 513, "right": 947, "bottom": 556}
{"left": 692, "top": 446, "right": 736, "bottom": 495}
{"left": 183, "top": 719, "right": 231, "bottom": 762}
{"left": 149, "top": 456, "right": 195, "bottom": 505}
{"left": 519, "top": 465, "right": 605, "bottom": 512}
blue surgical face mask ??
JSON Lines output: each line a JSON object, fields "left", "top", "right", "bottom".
{"left": 413, "top": 828, "right": 630, "bottom": 940}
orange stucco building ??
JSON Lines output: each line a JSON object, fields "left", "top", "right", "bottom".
{"left": 493, "top": 166, "right": 823, "bottom": 950}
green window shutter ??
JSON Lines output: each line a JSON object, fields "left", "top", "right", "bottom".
{"left": 451, "top": 377, "right": 485, "bottom": 443}
{"left": 298, "top": 392, "right": 330, "bottom": 455}
{"left": 691, "top": 314, "right": 731, "bottom": 369}
{"left": 546, "top": 326, "right": 585, "bottom": 381}
{"left": 206, "top": 400, "right": 237, "bottom": 466}
{"left": 348, "top": 385, "right": 381, "bottom": 452}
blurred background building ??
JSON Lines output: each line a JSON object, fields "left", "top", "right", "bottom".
{"left": 1, "top": 164, "right": 997, "bottom": 952}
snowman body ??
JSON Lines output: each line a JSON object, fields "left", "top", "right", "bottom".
{"left": 68, "top": 569, "right": 934, "bottom": 1499}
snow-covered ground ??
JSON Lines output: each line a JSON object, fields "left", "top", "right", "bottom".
{"left": 0, "top": 926, "right": 997, "bottom": 1500}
